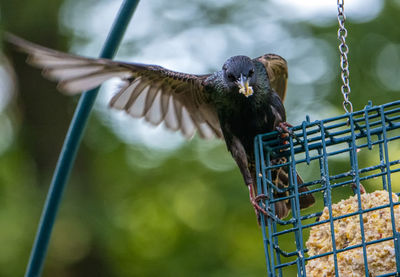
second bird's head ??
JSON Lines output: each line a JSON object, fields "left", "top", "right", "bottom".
{"left": 222, "top": 55, "right": 256, "bottom": 97}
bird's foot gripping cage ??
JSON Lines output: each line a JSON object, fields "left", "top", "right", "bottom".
{"left": 255, "top": 100, "right": 400, "bottom": 277}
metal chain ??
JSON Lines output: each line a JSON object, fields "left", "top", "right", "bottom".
{"left": 337, "top": 0, "right": 353, "bottom": 113}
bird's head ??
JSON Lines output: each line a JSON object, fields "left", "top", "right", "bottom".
{"left": 222, "top": 55, "right": 256, "bottom": 97}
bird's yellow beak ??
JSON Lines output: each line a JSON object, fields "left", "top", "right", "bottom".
{"left": 237, "top": 74, "right": 254, "bottom": 97}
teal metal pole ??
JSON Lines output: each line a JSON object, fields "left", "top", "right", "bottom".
{"left": 25, "top": 0, "right": 140, "bottom": 276}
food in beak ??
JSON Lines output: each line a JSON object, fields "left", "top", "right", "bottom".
{"left": 237, "top": 74, "right": 254, "bottom": 97}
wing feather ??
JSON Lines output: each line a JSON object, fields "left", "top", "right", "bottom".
{"left": 127, "top": 87, "right": 147, "bottom": 117}
{"left": 160, "top": 92, "right": 171, "bottom": 123}
{"left": 194, "top": 121, "right": 215, "bottom": 139}
{"left": 124, "top": 80, "right": 150, "bottom": 109}
{"left": 144, "top": 90, "right": 163, "bottom": 125}
{"left": 59, "top": 71, "right": 132, "bottom": 92}
{"left": 44, "top": 65, "right": 106, "bottom": 80}
{"left": 255, "top": 54, "right": 288, "bottom": 102}
{"left": 164, "top": 96, "right": 180, "bottom": 131}
{"left": 180, "top": 107, "right": 196, "bottom": 138}
{"left": 143, "top": 84, "right": 161, "bottom": 115}
{"left": 110, "top": 81, "right": 136, "bottom": 109}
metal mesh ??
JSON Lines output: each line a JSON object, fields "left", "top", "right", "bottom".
{"left": 254, "top": 100, "right": 400, "bottom": 276}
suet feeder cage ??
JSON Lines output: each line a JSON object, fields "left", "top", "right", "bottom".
{"left": 255, "top": 101, "right": 400, "bottom": 276}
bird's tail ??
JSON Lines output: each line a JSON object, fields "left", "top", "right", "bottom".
{"left": 270, "top": 157, "right": 315, "bottom": 219}
{"left": 272, "top": 164, "right": 315, "bottom": 218}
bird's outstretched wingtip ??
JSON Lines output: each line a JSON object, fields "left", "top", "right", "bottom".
{"left": 3, "top": 32, "right": 49, "bottom": 54}
{"left": 4, "top": 32, "right": 27, "bottom": 48}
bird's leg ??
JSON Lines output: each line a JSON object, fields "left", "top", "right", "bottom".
{"left": 227, "top": 136, "right": 268, "bottom": 220}
{"left": 248, "top": 184, "right": 268, "bottom": 217}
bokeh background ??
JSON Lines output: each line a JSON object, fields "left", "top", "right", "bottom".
{"left": 0, "top": 0, "right": 399, "bottom": 276}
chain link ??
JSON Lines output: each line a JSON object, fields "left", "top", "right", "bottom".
{"left": 337, "top": 0, "right": 353, "bottom": 113}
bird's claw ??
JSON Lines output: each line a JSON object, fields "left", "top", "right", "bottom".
{"left": 352, "top": 182, "right": 366, "bottom": 194}
{"left": 248, "top": 185, "right": 268, "bottom": 225}
{"left": 276, "top": 121, "right": 294, "bottom": 135}
{"left": 276, "top": 121, "right": 300, "bottom": 143}
{"left": 251, "top": 201, "right": 267, "bottom": 215}
{"left": 254, "top": 194, "right": 268, "bottom": 202}
{"left": 251, "top": 198, "right": 269, "bottom": 226}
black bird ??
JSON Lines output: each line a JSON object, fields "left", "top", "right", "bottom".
{"left": 6, "top": 34, "right": 315, "bottom": 220}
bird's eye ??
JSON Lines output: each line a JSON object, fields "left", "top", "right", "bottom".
{"left": 248, "top": 69, "right": 254, "bottom": 77}
{"left": 228, "top": 73, "right": 236, "bottom": 82}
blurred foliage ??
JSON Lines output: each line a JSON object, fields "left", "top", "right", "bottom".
{"left": 0, "top": 0, "right": 399, "bottom": 276}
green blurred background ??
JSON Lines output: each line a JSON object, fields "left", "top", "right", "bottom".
{"left": 0, "top": 0, "right": 399, "bottom": 276}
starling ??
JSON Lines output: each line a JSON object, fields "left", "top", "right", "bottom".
{"left": 6, "top": 34, "right": 315, "bottom": 220}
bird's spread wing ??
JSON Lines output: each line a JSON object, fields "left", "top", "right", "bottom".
{"left": 254, "top": 54, "right": 288, "bottom": 102}
{"left": 6, "top": 34, "right": 223, "bottom": 139}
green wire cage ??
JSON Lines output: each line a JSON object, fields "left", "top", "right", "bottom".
{"left": 255, "top": 100, "right": 400, "bottom": 276}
